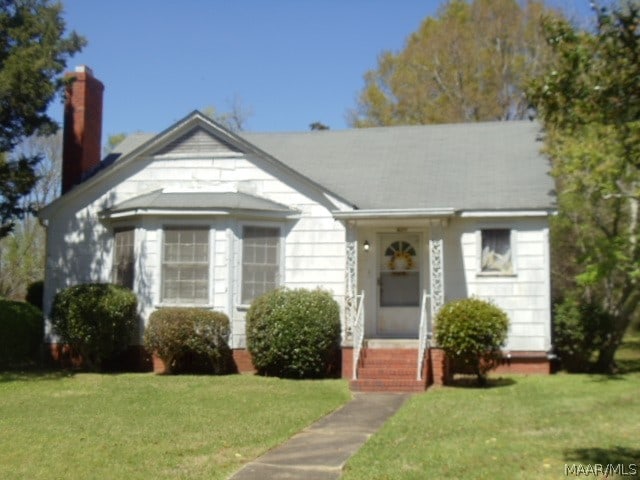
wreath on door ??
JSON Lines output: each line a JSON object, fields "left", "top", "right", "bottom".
{"left": 385, "top": 241, "right": 416, "bottom": 271}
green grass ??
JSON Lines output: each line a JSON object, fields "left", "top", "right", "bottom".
{"left": 0, "top": 373, "right": 350, "bottom": 480}
{"left": 343, "top": 332, "right": 640, "bottom": 480}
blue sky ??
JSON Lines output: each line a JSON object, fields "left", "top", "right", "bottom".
{"left": 48, "top": 0, "right": 593, "bottom": 141}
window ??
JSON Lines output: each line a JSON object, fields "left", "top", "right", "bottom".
{"left": 112, "top": 229, "right": 134, "bottom": 289}
{"left": 162, "top": 228, "right": 209, "bottom": 304}
{"left": 241, "top": 226, "right": 280, "bottom": 304}
{"left": 481, "top": 229, "right": 513, "bottom": 274}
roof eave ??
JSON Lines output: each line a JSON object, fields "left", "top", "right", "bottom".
{"left": 101, "top": 208, "right": 299, "bottom": 221}
{"left": 331, "top": 208, "right": 457, "bottom": 220}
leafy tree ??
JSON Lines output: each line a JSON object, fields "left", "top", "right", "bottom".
{"left": 104, "top": 133, "right": 127, "bottom": 155}
{"left": 528, "top": 3, "right": 640, "bottom": 372}
{"left": 349, "top": 0, "right": 558, "bottom": 126}
{"left": 0, "top": 0, "right": 85, "bottom": 238}
{"left": 0, "top": 132, "right": 61, "bottom": 299}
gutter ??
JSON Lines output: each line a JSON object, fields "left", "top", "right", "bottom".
{"left": 331, "top": 208, "right": 456, "bottom": 220}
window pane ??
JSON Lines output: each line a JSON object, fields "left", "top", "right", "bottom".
{"left": 242, "top": 226, "right": 280, "bottom": 304}
{"left": 380, "top": 272, "right": 419, "bottom": 307}
{"left": 112, "top": 229, "right": 134, "bottom": 289}
{"left": 162, "top": 228, "right": 209, "bottom": 304}
{"left": 481, "top": 229, "right": 512, "bottom": 273}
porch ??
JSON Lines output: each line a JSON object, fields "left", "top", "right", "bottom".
{"left": 340, "top": 218, "right": 449, "bottom": 392}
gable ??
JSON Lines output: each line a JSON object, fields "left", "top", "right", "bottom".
{"left": 154, "top": 126, "right": 242, "bottom": 156}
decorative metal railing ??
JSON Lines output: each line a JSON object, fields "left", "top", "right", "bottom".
{"left": 417, "top": 290, "right": 431, "bottom": 381}
{"left": 352, "top": 290, "right": 365, "bottom": 380}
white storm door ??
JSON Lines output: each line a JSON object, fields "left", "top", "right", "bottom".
{"left": 377, "top": 233, "right": 421, "bottom": 338}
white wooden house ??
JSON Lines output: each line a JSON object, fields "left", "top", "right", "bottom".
{"left": 40, "top": 67, "right": 555, "bottom": 390}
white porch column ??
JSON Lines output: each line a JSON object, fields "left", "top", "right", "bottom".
{"left": 344, "top": 221, "right": 358, "bottom": 345}
{"left": 429, "top": 226, "right": 445, "bottom": 322}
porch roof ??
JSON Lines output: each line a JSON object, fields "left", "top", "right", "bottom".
{"left": 102, "top": 189, "right": 297, "bottom": 218}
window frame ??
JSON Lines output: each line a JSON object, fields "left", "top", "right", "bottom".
{"left": 237, "top": 222, "right": 284, "bottom": 308}
{"left": 477, "top": 228, "right": 517, "bottom": 276}
{"left": 160, "top": 226, "right": 212, "bottom": 306}
{"left": 112, "top": 227, "right": 135, "bottom": 289}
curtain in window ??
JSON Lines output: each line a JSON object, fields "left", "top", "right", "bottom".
{"left": 481, "top": 229, "right": 512, "bottom": 273}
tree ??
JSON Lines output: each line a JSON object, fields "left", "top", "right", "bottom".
{"left": 202, "top": 95, "right": 253, "bottom": 132}
{"left": 528, "top": 2, "right": 640, "bottom": 372}
{"left": 309, "top": 121, "right": 329, "bottom": 131}
{"left": 0, "top": 132, "right": 61, "bottom": 299}
{"left": 0, "top": 0, "right": 85, "bottom": 238}
{"left": 349, "top": 0, "right": 558, "bottom": 127}
{"left": 104, "top": 133, "right": 127, "bottom": 155}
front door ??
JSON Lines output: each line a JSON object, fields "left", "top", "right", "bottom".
{"left": 377, "top": 233, "right": 421, "bottom": 337}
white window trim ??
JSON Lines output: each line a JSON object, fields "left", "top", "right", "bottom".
{"left": 476, "top": 228, "right": 518, "bottom": 277}
{"left": 158, "top": 223, "right": 215, "bottom": 308}
{"left": 235, "top": 220, "right": 285, "bottom": 310}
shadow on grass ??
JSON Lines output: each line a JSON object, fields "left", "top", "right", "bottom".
{"left": 448, "top": 375, "right": 516, "bottom": 389}
{"left": 0, "top": 369, "right": 75, "bottom": 383}
{"left": 564, "top": 446, "right": 640, "bottom": 469}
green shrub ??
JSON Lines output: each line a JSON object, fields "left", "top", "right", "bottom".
{"left": 51, "top": 283, "right": 138, "bottom": 371}
{"left": 553, "top": 296, "right": 613, "bottom": 372}
{"left": 26, "top": 280, "right": 44, "bottom": 310}
{"left": 0, "top": 298, "right": 43, "bottom": 367}
{"left": 143, "top": 308, "right": 232, "bottom": 374}
{"left": 246, "top": 288, "right": 341, "bottom": 379}
{"left": 435, "top": 297, "right": 509, "bottom": 386}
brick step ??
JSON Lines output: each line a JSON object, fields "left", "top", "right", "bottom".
{"left": 360, "top": 350, "right": 419, "bottom": 362}
{"left": 357, "top": 367, "right": 417, "bottom": 379}
{"left": 350, "top": 378, "right": 427, "bottom": 393}
{"left": 361, "top": 348, "right": 418, "bottom": 356}
{"left": 359, "top": 356, "right": 418, "bottom": 367}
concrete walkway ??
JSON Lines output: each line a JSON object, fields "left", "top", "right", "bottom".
{"left": 228, "top": 393, "right": 409, "bottom": 480}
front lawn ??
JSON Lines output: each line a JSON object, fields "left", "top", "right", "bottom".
{"left": 0, "top": 373, "right": 350, "bottom": 479}
{"left": 343, "top": 332, "right": 640, "bottom": 480}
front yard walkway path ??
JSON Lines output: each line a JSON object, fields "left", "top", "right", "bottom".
{"left": 228, "top": 393, "right": 409, "bottom": 480}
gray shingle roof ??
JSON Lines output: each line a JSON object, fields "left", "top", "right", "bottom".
{"left": 106, "top": 120, "right": 555, "bottom": 212}
{"left": 243, "top": 121, "right": 554, "bottom": 211}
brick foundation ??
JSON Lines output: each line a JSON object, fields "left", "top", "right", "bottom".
{"left": 46, "top": 344, "right": 152, "bottom": 371}
{"left": 341, "top": 347, "right": 354, "bottom": 379}
{"left": 494, "top": 352, "right": 550, "bottom": 375}
{"left": 430, "top": 348, "right": 451, "bottom": 386}
{"left": 232, "top": 349, "right": 255, "bottom": 373}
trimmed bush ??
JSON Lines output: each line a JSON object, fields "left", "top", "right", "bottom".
{"left": 553, "top": 297, "right": 613, "bottom": 372}
{"left": 143, "top": 308, "right": 232, "bottom": 374}
{"left": 435, "top": 297, "right": 509, "bottom": 386}
{"left": 51, "top": 283, "right": 138, "bottom": 371}
{"left": 246, "top": 288, "right": 341, "bottom": 379}
{"left": 0, "top": 298, "right": 43, "bottom": 367}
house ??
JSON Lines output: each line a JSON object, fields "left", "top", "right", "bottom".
{"left": 40, "top": 66, "right": 555, "bottom": 391}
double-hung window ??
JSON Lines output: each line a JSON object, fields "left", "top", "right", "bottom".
{"left": 480, "top": 228, "right": 513, "bottom": 274}
{"left": 112, "top": 228, "right": 135, "bottom": 289}
{"left": 162, "top": 228, "right": 209, "bottom": 304}
{"left": 241, "top": 226, "right": 280, "bottom": 304}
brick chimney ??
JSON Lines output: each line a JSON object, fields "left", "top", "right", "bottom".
{"left": 62, "top": 66, "right": 104, "bottom": 194}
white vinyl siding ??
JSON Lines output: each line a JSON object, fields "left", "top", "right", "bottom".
{"left": 162, "top": 228, "right": 209, "bottom": 304}
{"left": 241, "top": 226, "right": 280, "bottom": 304}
